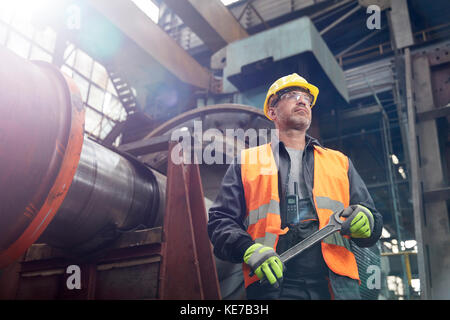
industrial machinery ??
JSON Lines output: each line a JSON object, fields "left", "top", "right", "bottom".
{"left": 0, "top": 46, "right": 273, "bottom": 299}
{"left": 0, "top": 45, "right": 381, "bottom": 300}
{"left": 2, "top": 0, "right": 449, "bottom": 300}
{"left": 0, "top": 47, "right": 163, "bottom": 263}
{"left": 215, "top": 16, "right": 349, "bottom": 111}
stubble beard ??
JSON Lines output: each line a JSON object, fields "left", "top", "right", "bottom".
{"left": 285, "top": 112, "right": 311, "bottom": 132}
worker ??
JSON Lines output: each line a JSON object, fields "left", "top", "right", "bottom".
{"left": 207, "top": 73, "right": 383, "bottom": 300}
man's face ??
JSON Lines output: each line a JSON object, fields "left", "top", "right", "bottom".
{"left": 268, "top": 88, "right": 313, "bottom": 131}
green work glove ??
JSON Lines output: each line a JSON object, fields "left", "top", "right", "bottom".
{"left": 341, "top": 205, "right": 374, "bottom": 238}
{"left": 243, "top": 243, "right": 284, "bottom": 286}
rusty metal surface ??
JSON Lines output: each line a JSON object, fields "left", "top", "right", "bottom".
{"left": 158, "top": 142, "right": 221, "bottom": 299}
{"left": 7, "top": 228, "right": 162, "bottom": 300}
{"left": 186, "top": 145, "right": 222, "bottom": 299}
{"left": 427, "top": 43, "right": 450, "bottom": 66}
{"left": 0, "top": 258, "right": 22, "bottom": 299}
{"left": 430, "top": 63, "right": 450, "bottom": 108}
{"left": 87, "top": 0, "right": 212, "bottom": 89}
{"left": 164, "top": 0, "right": 248, "bottom": 52}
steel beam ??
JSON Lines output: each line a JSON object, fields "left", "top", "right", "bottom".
{"left": 319, "top": 4, "right": 361, "bottom": 36}
{"left": 423, "top": 187, "right": 450, "bottom": 203}
{"left": 118, "top": 134, "right": 172, "bottom": 156}
{"left": 310, "top": 0, "right": 355, "bottom": 20}
{"left": 411, "top": 53, "right": 450, "bottom": 299}
{"left": 404, "top": 48, "right": 428, "bottom": 299}
{"left": 336, "top": 27, "right": 385, "bottom": 58}
{"left": 387, "top": 0, "right": 414, "bottom": 49}
{"left": 341, "top": 104, "right": 382, "bottom": 119}
{"left": 416, "top": 104, "right": 450, "bottom": 122}
{"left": 163, "top": 0, "right": 248, "bottom": 52}
{"left": 87, "top": 0, "right": 211, "bottom": 89}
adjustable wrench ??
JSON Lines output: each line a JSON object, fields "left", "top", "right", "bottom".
{"left": 279, "top": 209, "right": 345, "bottom": 263}
{"left": 257, "top": 209, "right": 345, "bottom": 287}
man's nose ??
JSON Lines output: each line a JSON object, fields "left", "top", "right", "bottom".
{"left": 293, "top": 95, "right": 308, "bottom": 106}
{"left": 295, "top": 101, "right": 308, "bottom": 108}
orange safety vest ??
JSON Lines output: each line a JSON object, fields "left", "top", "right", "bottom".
{"left": 240, "top": 143, "right": 359, "bottom": 288}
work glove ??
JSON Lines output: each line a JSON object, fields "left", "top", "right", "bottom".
{"left": 243, "top": 243, "right": 284, "bottom": 286}
{"left": 341, "top": 204, "right": 374, "bottom": 239}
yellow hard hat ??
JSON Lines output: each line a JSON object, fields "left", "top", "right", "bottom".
{"left": 263, "top": 73, "right": 319, "bottom": 120}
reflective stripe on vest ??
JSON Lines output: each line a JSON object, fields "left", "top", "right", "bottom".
{"left": 316, "top": 196, "right": 351, "bottom": 250}
{"left": 313, "top": 146, "right": 359, "bottom": 281}
{"left": 240, "top": 144, "right": 359, "bottom": 288}
{"left": 240, "top": 144, "right": 288, "bottom": 288}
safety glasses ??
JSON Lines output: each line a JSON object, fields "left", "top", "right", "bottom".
{"left": 271, "top": 90, "right": 313, "bottom": 108}
{"left": 279, "top": 91, "right": 313, "bottom": 106}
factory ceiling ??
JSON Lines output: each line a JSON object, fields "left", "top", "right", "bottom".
{"left": 15, "top": 0, "right": 446, "bottom": 242}
{"left": 65, "top": 0, "right": 450, "bottom": 97}
{"left": 156, "top": 0, "right": 450, "bottom": 70}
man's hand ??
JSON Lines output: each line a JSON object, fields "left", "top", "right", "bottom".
{"left": 243, "top": 243, "right": 284, "bottom": 286}
{"left": 341, "top": 205, "right": 374, "bottom": 238}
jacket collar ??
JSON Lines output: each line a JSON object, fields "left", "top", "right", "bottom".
{"left": 270, "top": 131, "right": 322, "bottom": 155}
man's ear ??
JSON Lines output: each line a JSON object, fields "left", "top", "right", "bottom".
{"left": 267, "top": 107, "right": 276, "bottom": 120}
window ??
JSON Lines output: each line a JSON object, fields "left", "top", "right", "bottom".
{"left": 62, "top": 45, "right": 127, "bottom": 141}
{"left": 0, "top": 22, "right": 7, "bottom": 45}
{"left": 91, "top": 62, "right": 109, "bottom": 90}
{"left": 6, "top": 31, "right": 31, "bottom": 58}
{"left": 74, "top": 49, "right": 93, "bottom": 78}
{"left": 131, "top": 0, "right": 159, "bottom": 23}
{"left": 88, "top": 84, "right": 106, "bottom": 112}
{"left": 29, "top": 45, "right": 52, "bottom": 62}
{"left": 34, "top": 27, "right": 56, "bottom": 53}
{"left": 221, "top": 0, "right": 241, "bottom": 5}
{"left": 85, "top": 107, "right": 103, "bottom": 137}
{"left": 2, "top": 4, "right": 56, "bottom": 61}
{"left": 1, "top": 3, "right": 127, "bottom": 143}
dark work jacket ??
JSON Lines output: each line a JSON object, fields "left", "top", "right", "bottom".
{"left": 207, "top": 134, "right": 383, "bottom": 298}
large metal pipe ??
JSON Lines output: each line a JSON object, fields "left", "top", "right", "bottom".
{"left": 0, "top": 47, "right": 163, "bottom": 267}
{"left": 38, "top": 138, "right": 164, "bottom": 254}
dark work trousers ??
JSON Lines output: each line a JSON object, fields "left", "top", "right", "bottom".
{"left": 246, "top": 276, "right": 332, "bottom": 300}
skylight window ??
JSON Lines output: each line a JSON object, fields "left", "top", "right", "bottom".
{"left": 221, "top": 0, "right": 241, "bottom": 5}
{"left": 131, "top": 0, "right": 159, "bottom": 23}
